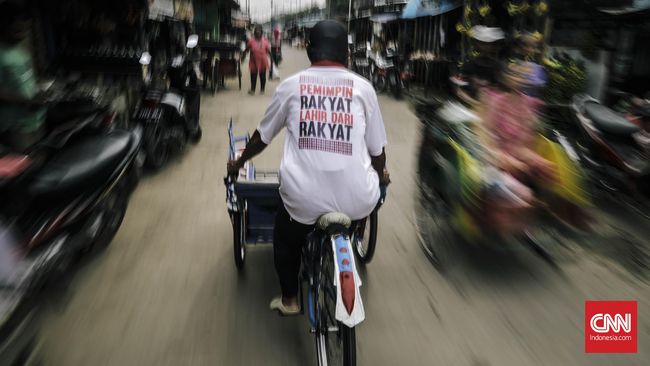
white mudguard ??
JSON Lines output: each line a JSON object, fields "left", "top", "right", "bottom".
{"left": 161, "top": 92, "right": 185, "bottom": 116}
{"left": 331, "top": 234, "right": 365, "bottom": 328}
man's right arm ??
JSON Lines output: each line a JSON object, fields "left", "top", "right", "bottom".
{"left": 227, "top": 130, "right": 267, "bottom": 175}
{"left": 227, "top": 80, "right": 290, "bottom": 176}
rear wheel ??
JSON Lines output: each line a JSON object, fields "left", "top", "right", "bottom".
{"left": 93, "top": 187, "right": 129, "bottom": 250}
{"left": 415, "top": 184, "right": 456, "bottom": 271}
{"left": 390, "top": 71, "right": 402, "bottom": 99}
{"left": 316, "top": 240, "right": 356, "bottom": 366}
{"left": 232, "top": 212, "right": 245, "bottom": 269}
{"left": 144, "top": 124, "right": 169, "bottom": 170}
{"left": 353, "top": 210, "right": 378, "bottom": 264}
{"left": 211, "top": 62, "right": 218, "bottom": 94}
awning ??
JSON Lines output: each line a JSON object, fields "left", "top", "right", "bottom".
{"left": 401, "top": 0, "right": 463, "bottom": 19}
{"left": 298, "top": 19, "right": 321, "bottom": 29}
{"left": 370, "top": 13, "right": 400, "bottom": 23}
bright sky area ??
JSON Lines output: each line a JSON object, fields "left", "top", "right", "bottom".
{"left": 246, "top": 0, "right": 327, "bottom": 22}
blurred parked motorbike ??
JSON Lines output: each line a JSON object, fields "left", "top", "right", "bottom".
{"left": 135, "top": 32, "right": 202, "bottom": 169}
{"left": 0, "top": 122, "right": 142, "bottom": 361}
{"left": 571, "top": 94, "right": 650, "bottom": 218}
{"left": 385, "top": 49, "right": 411, "bottom": 99}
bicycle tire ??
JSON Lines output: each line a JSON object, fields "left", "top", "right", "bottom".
{"left": 354, "top": 209, "right": 378, "bottom": 264}
{"left": 317, "top": 237, "right": 356, "bottom": 366}
{"left": 341, "top": 326, "right": 356, "bottom": 366}
{"left": 232, "top": 212, "right": 245, "bottom": 269}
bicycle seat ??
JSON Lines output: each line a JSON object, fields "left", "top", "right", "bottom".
{"left": 317, "top": 212, "right": 351, "bottom": 232}
{"left": 584, "top": 101, "right": 640, "bottom": 135}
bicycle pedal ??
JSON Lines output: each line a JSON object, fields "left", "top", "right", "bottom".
{"left": 310, "top": 328, "right": 317, "bottom": 334}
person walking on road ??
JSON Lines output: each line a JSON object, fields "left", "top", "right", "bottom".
{"left": 228, "top": 20, "right": 390, "bottom": 315}
{"left": 242, "top": 25, "right": 271, "bottom": 95}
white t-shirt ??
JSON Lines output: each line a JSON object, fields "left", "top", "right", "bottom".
{"left": 257, "top": 66, "right": 387, "bottom": 224}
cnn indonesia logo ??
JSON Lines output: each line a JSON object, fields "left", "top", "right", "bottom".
{"left": 585, "top": 301, "right": 637, "bottom": 353}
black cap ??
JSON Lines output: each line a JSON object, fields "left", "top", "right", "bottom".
{"left": 307, "top": 20, "right": 348, "bottom": 65}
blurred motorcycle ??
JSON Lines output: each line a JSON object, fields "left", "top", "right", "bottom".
{"left": 571, "top": 94, "right": 650, "bottom": 218}
{"left": 371, "top": 54, "right": 391, "bottom": 94}
{"left": 0, "top": 124, "right": 142, "bottom": 361}
{"left": 385, "top": 50, "right": 411, "bottom": 99}
{"left": 414, "top": 99, "right": 590, "bottom": 270}
{"left": 136, "top": 30, "right": 202, "bottom": 169}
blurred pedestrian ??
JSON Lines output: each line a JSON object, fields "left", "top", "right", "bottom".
{"left": 242, "top": 25, "right": 271, "bottom": 95}
{"left": 0, "top": 1, "right": 45, "bottom": 152}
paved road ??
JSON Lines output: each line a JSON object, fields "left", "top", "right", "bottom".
{"left": 38, "top": 47, "right": 649, "bottom": 365}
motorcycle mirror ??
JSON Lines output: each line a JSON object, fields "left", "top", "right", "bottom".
{"left": 139, "top": 52, "right": 151, "bottom": 65}
{"left": 186, "top": 34, "right": 199, "bottom": 49}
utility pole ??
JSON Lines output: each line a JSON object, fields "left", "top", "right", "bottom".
{"left": 348, "top": 0, "right": 352, "bottom": 32}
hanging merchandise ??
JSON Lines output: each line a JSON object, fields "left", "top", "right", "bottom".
{"left": 535, "top": 1, "right": 549, "bottom": 16}
{"left": 506, "top": 1, "right": 531, "bottom": 16}
{"left": 479, "top": 3, "right": 491, "bottom": 17}
{"left": 175, "top": 1, "right": 195, "bottom": 22}
{"left": 150, "top": 0, "right": 175, "bottom": 19}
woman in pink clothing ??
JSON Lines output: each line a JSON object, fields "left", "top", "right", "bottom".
{"left": 242, "top": 25, "right": 271, "bottom": 95}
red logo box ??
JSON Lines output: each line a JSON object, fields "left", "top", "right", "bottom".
{"left": 585, "top": 300, "right": 637, "bottom": 353}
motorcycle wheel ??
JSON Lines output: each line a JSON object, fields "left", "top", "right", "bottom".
{"left": 389, "top": 72, "right": 401, "bottom": 99}
{"left": 144, "top": 124, "right": 169, "bottom": 170}
{"left": 415, "top": 183, "right": 456, "bottom": 272}
{"left": 170, "top": 124, "right": 187, "bottom": 155}
{"left": 190, "top": 125, "right": 203, "bottom": 144}
{"left": 93, "top": 187, "right": 129, "bottom": 250}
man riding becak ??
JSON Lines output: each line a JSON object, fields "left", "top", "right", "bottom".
{"left": 227, "top": 20, "right": 390, "bottom": 315}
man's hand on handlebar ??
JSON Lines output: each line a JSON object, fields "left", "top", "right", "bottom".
{"left": 226, "top": 130, "right": 269, "bottom": 180}
{"left": 380, "top": 167, "right": 391, "bottom": 186}
{"left": 227, "top": 159, "right": 243, "bottom": 178}
{"left": 371, "top": 148, "right": 390, "bottom": 186}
